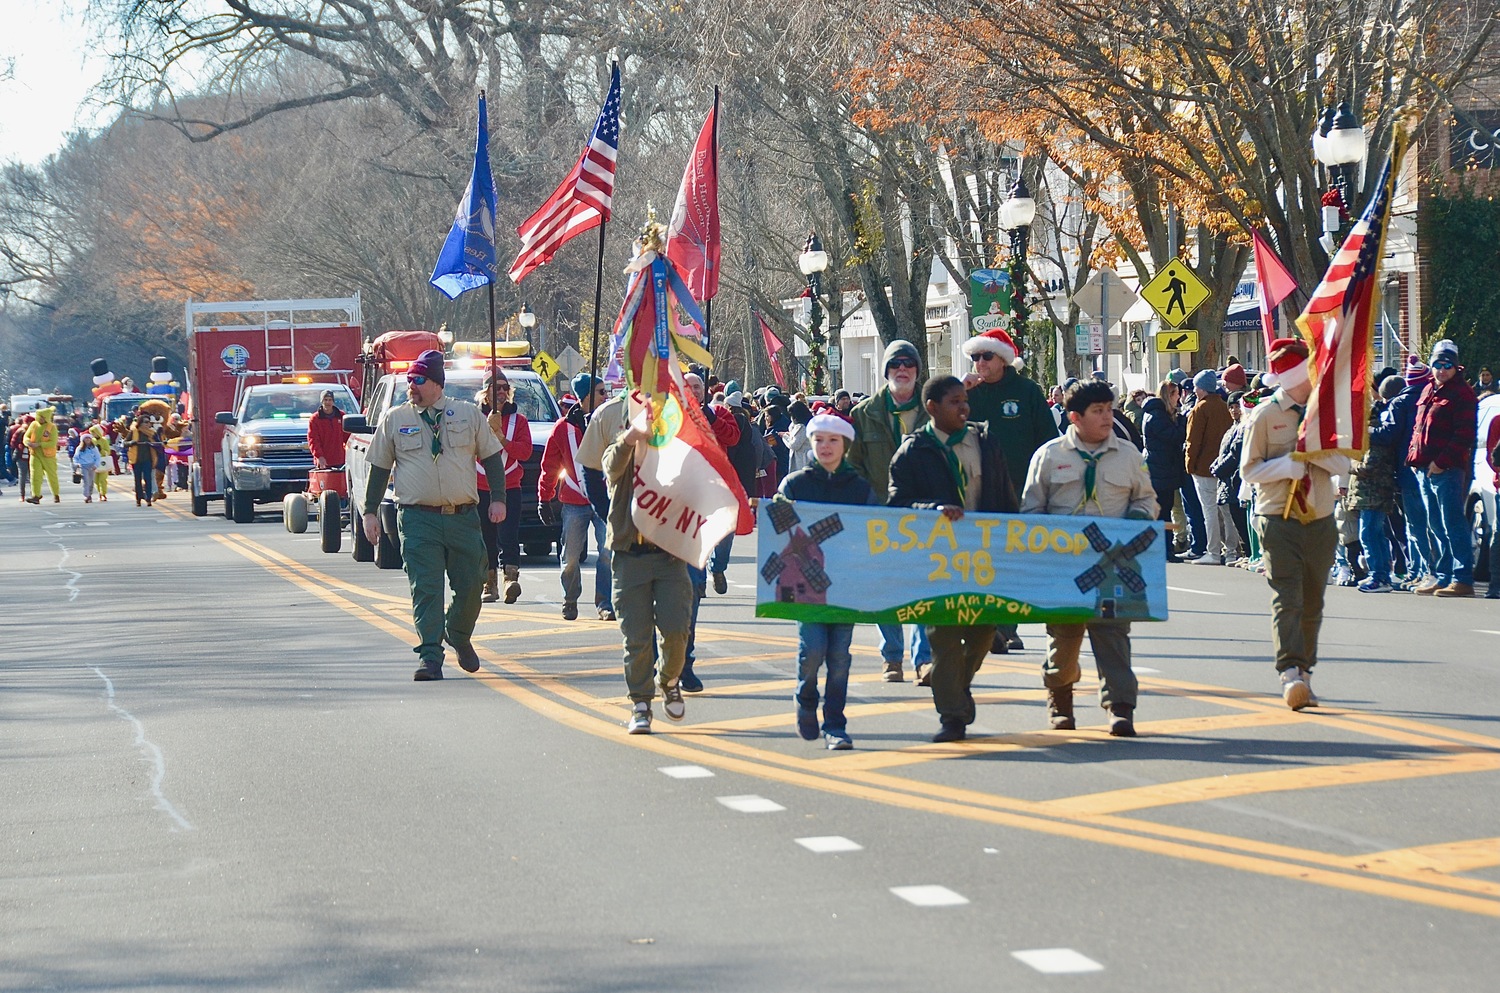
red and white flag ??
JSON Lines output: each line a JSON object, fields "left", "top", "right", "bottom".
{"left": 1293, "top": 141, "right": 1402, "bottom": 459}
{"left": 664, "top": 91, "right": 720, "bottom": 305}
{"left": 509, "top": 63, "right": 621, "bottom": 283}
{"left": 1251, "top": 228, "right": 1298, "bottom": 353}
{"left": 757, "top": 310, "right": 786, "bottom": 388}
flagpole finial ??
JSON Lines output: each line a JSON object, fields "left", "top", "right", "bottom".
{"left": 638, "top": 208, "right": 666, "bottom": 255}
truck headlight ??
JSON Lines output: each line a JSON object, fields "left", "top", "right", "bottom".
{"left": 237, "top": 434, "right": 260, "bottom": 456}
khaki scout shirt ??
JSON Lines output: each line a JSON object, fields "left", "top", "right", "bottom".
{"left": 578, "top": 394, "right": 628, "bottom": 472}
{"left": 1020, "top": 427, "right": 1158, "bottom": 519}
{"left": 367, "top": 393, "right": 501, "bottom": 507}
{"left": 931, "top": 425, "right": 984, "bottom": 512}
{"left": 1239, "top": 389, "right": 1348, "bottom": 520}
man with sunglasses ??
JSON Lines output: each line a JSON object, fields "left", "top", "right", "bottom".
{"left": 363, "top": 350, "right": 508, "bottom": 680}
{"left": 1406, "top": 339, "right": 1478, "bottom": 597}
{"left": 960, "top": 327, "right": 1058, "bottom": 653}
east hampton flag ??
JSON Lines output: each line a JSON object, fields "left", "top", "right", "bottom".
{"left": 1293, "top": 138, "right": 1404, "bottom": 459}
{"left": 664, "top": 91, "right": 721, "bottom": 305}
{"left": 430, "top": 94, "right": 497, "bottom": 298}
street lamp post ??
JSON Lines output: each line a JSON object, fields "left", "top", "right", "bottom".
{"left": 798, "top": 230, "right": 830, "bottom": 394}
{"left": 1314, "top": 100, "right": 1366, "bottom": 255}
{"left": 518, "top": 302, "right": 537, "bottom": 351}
{"left": 998, "top": 174, "right": 1037, "bottom": 344}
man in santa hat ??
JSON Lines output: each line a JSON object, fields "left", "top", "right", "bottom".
{"left": 1239, "top": 337, "right": 1350, "bottom": 710}
{"left": 960, "top": 327, "right": 1057, "bottom": 653}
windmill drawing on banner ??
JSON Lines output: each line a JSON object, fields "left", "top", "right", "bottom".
{"left": 761, "top": 501, "right": 845, "bottom": 605}
{"left": 1073, "top": 523, "right": 1158, "bottom": 619}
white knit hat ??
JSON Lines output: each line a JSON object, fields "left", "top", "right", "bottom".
{"left": 806, "top": 413, "right": 855, "bottom": 442}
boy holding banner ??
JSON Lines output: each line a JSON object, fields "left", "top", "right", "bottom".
{"left": 1020, "top": 380, "right": 1159, "bottom": 737}
{"left": 778, "top": 413, "right": 878, "bottom": 749}
{"left": 889, "top": 375, "right": 1019, "bottom": 743}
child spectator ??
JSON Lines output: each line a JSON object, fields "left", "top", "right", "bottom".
{"left": 75, "top": 434, "right": 104, "bottom": 503}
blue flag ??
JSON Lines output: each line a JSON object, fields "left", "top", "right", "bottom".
{"left": 430, "top": 94, "right": 497, "bottom": 299}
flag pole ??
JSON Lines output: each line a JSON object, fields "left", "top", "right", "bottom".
{"left": 487, "top": 279, "right": 499, "bottom": 412}
{"left": 587, "top": 220, "right": 608, "bottom": 392}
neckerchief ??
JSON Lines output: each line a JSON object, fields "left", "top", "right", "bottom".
{"left": 1075, "top": 446, "right": 1105, "bottom": 513}
{"left": 418, "top": 406, "right": 443, "bottom": 461}
{"left": 1283, "top": 397, "right": 1317, "bottom": 523}
{"left": 886, "top": 391, "right": 920, "bottom": 441}
{"left": 923, "top": 423, "right": 970, "bottom": 504}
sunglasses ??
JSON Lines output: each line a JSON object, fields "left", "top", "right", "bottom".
{"left": 1431, "top": 361, "right": 1455, "bottom": 370}
{"left": 407, "top": 375, "right": 429, "bottom": 386}
{"left": 491, "top": 382, "right": 511, "bottom": 390}
{"left": 972, "top": 352, "right": 999, "bottom": 362}
{"left": 888, "top": 359, "right": 918, "bottom": 370}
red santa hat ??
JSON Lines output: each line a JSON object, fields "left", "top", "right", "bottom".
{"left": 961, "top": 328, "right": 1025, "bottom": 370}
{"left": 1263, "top": 337, "right": 1310, "bottom": 390}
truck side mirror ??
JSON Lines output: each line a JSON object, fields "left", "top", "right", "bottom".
{"left": 342, "top": 415, "right": 369, "bottom": 434}
{"left": 215, "top": 411, "right": 236, "bottom": 425}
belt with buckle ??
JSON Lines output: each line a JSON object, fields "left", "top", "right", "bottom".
{"left": 404, "top": 503, "right": 475, "bottom": 515}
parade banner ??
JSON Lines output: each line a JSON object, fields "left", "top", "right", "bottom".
{"left": 970, "top": 269, "right": 1013, "bottom": 333}
{"left": 754, "top": 501, "right": 1169, "bottom": 626}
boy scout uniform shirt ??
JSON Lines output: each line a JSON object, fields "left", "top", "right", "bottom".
{"left": 367, "top": 395, "right": 501, "bottom": 506}
{"left": 931, "top": 424, "right": 984, "bottom": 512}
{"left": 1020, "top": 427, "right": 1159, "bottom": 519}
{"left": 1239, "top": 389, "right": 1347, "bottom": 520}
{"left": 578, "top": 393, "right": 628, "bottom": 472}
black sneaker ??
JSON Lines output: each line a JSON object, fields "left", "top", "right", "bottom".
{"left": 932, "top": 724, "right": 966, "bottom": 743}
{"left": 712, "top": 571, "right": 728, "bottom": 595}
{"left": 562, "top": 603, "right": 578, "bottom": 621}
{"left": 796, "top": 707, "right": 819, "bottom": 741}
{"left": 679, "top": 669, "right": 704, "bottom": 693}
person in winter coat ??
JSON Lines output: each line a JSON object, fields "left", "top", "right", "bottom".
{"left": 1387, "top": 357, "right": 1434, "bottom": 586}
{"left": 307, "top": 390, "right": 349, "bottom": 469}
{"left": 541, "top": 374, "right": 612, "bottom": 620}
{"left": 478, "top": 374, "right": 533, "bottom": 605}
{"left": 75, "top": 434, "right": 104, "bottom": 502}
{"left": 1184, "top": 369, "right": 1234, "bottom": 563}
{"left": 785, "top": 400, "right": 815, "bottom": 473}
{"left": 1406, "top": 339, "right": 1479, "bottom": 596}
{"left": 708, "top": 390, "right": 760, "bottom": 596}
{"left": 87, "top": 422, "right": 111, "bottom": 501}
{"left": 1208, "top": 394, "right": 1249, "bottom": 562}
{"left": 1348, "top": 376, "right": 1405, "bottom": 592}
{"left": 888, "top": 375, "right": 1019, "bottom": 743}
{"left": 778, "top": 413, "right": 878, "bottom": 750}
{"left": 24, "top": 406, "right": 61, "bottom": 504}
{"left": 1141, "top": 380, "right": 1186, "bottom": 561}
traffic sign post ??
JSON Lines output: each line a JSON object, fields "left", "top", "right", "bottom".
{"left": 1154, "top": 330, "right": 1200, "bottom": 353}
{"left": 1070, "top": 269, "right": 1139, "bottom": 376}
{"left": 1141, "top": 261, "right": 1211, "bottom": 329}
{"left": 554, "top": 345, "right": 584, "bottom": 379}
{"left": 532, "top": 350, "right": 562, "bottom": 383}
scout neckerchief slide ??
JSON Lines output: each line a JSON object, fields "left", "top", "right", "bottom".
{"left": 419, "top": 407, "right": 443, "bottom": 461}
{"left": 923, "top": 422, "right": 969, "bottom": 504}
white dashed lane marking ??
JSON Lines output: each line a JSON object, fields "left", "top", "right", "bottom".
{"left": 659, "top": 765, "right": 715, "bottom": 779}
{"left": 890, "top": 885, "right": 968, "bottom": 907}
{"left": 1167, "top": 586, "right": 1224, "bottom": 596}
{"left": 1011, "top": 948, "right": 1104, "bottom": 974}
{"left": 795, "top": 836, "right": 863, "bottom": 853}
{"left": 716, "top": 795, "right": 785, "bottom": 813}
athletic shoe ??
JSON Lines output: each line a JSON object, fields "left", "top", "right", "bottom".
{"left": 627, "top": 702, "right": 652, "bottom": 734}
{"left": 597, "top": 607, "right": 616, "bottom": 621}
{"left": 1280, "top": 668, "right": 1311, "bottom": 711}
{"left": 712, "top": 571, "right": 728, "bottom": 595}
{"left": 1188, "top": 552, "right": 1222, "bottom": 565}
{"left": 914, "top": 663, "right": 932, "bottom": 687}
{"left": 1006, "top": 635, "right": 1025, "bottom": 651}
{"left": 1413, "top": 578, "right": 1442, "bottom": 596}
{"left": 1334, "top": 567, "right": 1357, "bottom": 587}
{"left": 1357, "top": 578, "right": 1393, "bottom": 594}
{"left": 679, "top": 669, "right": 704, "bottom": 693}
{"left": 796, "top": 707, "right": 819, "bottom": 741}
{"left": 662, "top": 682, "right": 686, "bottom": 721}
{"left": 825, "top": 731, "right": 853, "bottom": 751}
{"left": 562, "top": 602, "right": 578, "bottom": 620}
{"left": 1302, "top": 668, "right": 1319, "bottom": 707}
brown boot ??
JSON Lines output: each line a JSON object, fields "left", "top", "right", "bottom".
{"left": 503, "top": 565, "right": 521, "bottom": 603}
{"left": 1047, "top": 686, "right": 1075, "bottom": 730}
{"left": 1108, "top": 703, "right": 1137, "bottom": 737}
{"left": 481, "top": 569, "right": 500, "bottom": 603}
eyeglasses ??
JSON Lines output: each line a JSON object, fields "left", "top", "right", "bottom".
{"left": 407, "top": 375, "right": 429, "bottom": 386}
{"left": 888, "top": 359, "right": 918, "bottom": 370}
{"left": 491, "top": 382, "right": 511, "bottom": 391}
{"left": 972, "top": 352, "right": 998, "bottom": 362}
{"left": 1431, "top": 361, "right": 1455, "bottom": 370}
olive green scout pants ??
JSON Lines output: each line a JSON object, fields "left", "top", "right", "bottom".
{"left": 397, "top": 505, "right": 486, "bottom": 670}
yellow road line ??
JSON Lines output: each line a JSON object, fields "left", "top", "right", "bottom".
{"left": 1343, "top": 838, "right": 1500, "bottom": 876}
{"left": 211, "top": 533, "right": 1500, "bottom": 918}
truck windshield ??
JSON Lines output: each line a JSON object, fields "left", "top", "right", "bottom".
{"left": 241, "top": 387, "right": 357, "bottom": 421}
{"left": 390, "top": 374, "right": 558, "bottom": 424}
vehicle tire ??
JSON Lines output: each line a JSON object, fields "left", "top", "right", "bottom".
{"left": 231, "top": 488, "right": 256, "bottom": 524}
{"left": 283, "top": 494, "right": 309, "bottom": 533}
{"left": 350, "top": 506, "right": 374, "bottom": 562}
{"left": 191, "top": 492, "right": 209, "bottom": 517}
{"left": 524, "top": 541, "right": 553, "bottom": 560}
{"left": 375, "top": 503, "right": 402, "bottom": 569}
{"left": 1471, "top": 498, "right": 1491, "bottom": 585}
{"left": 319, "top": 491, "right": 342, "bottom": 553}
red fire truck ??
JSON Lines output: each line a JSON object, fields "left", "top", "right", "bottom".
{"left": 186, "top": 296, "right": 364, "bottom": 519}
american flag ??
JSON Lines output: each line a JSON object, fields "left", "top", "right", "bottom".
{"left": 1293, "top": 139, "right": 1402, "bottom": 459}
{"left": 509, "top": 63, "right": 621, "bottom": 283}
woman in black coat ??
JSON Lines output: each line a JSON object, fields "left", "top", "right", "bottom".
{"left": 1141, "top": 380, "right": 1185, "bottom": 558}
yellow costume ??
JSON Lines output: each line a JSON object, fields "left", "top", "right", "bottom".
{"left": 24, "top": 407, "right": 60, "bottom": 503}
{"left": 89, "top": 423, "right": 111, "bottom": 500}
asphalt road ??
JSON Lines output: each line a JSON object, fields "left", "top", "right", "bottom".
{"left": 5, "top": 476, "right": 1500, "bottom": 992}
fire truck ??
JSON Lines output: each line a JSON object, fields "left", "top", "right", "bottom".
{"left": 186, "top": 296, "right": 364, "bottom": 520}
{"left": 342, "top": 333, "right": 562, "bottom": 568}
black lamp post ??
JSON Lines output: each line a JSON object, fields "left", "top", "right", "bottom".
{"left": 999, "top": 175, "right": 1037, "bottom": 338}
{"left": 1313, "top": 99, "right": 1366, "bottom": 254}
{"left": 798, "top": 230, "right": 829, "bottom": 394}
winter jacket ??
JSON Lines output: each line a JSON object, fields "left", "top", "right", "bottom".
{"left": 1209, "top": 423, "right": 1243, "bottom": 505}
{"left": 74, "top": 445, "right": 103, "bottom": 474}
{"left": 1185, "top": 392, "right": 1233, "bottom": 477}
{"left": 888, "top": 422, "right": 1020, "bottom": 514}
{"left": 538, "top": 408, "right": 591, "bottom": 506}
{"left": 724, "top": 407, "right": 761, "bottom": 491}
{"left": 480, "top": 408, "right": 532, "bottom": 491}
{"left": 848, "top": 385, "right": 929, "bottom": 503}
{"left": 1408, "top": 375, "right": 1478, "bottom": 473}
{"left": 1141, "top": 397, "right": 1186, "bottom": 491}
{"left": 964, "top": 370, "right": 1059, "bottom": 492}
{"left": 778, "top": 461, "right": 878, "bottom": 506}
{"left": 306, "top": 408, "right": 349, "bottom": 467}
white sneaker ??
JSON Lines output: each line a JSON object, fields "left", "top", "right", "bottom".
{"left": 1280, "top": 669, "right": 1311, "bottom": 711}
{"left": 1302, "top": 668, "right": 1319, "bottom": 707}
{"left": 627, "top": 702, "right": 652, "bottom": 734}
{"left": 662, "top": 682, "right": 686, "bottom": 721}
{"left": 1188, "top": 552, "right": 1222, "bottom": 565}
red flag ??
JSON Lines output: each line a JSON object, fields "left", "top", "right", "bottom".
{"left": 1252, "top": 228, "right": 1298, "bottom": 352}
{"left": 758, "top": 310, "right": 786, "bottom": 388}
{"left": 1293, "top": 141, "right": 1402, "bottom": 463}
{"left": 509, "top": 64, "right": 620, "bottom": 283}
{"left": 664, "top": 91, "right": 720, "bottom": 304}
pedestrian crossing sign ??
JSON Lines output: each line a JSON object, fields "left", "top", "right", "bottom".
{"left": 1140, "top": 261, "right": 1211, "bottom": 329}
{"left": 532, "top": 350, "right": 561, "bottom": 382}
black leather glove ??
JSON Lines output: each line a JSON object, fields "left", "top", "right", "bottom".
{"left": 538, "top": 501, "right": 554, "bottom": 527}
